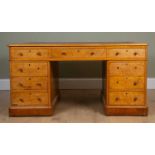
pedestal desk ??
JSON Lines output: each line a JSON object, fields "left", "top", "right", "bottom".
{"left": 8, "top": 42, "right": 148, "bottom": 116}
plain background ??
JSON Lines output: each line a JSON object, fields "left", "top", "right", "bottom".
{"left": 0, "top": 32, "right": 154, "bottom": 79}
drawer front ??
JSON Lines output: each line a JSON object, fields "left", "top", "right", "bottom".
{"left": 11, "top": 77, "right": 48, "bottom": 90}
{"left": 108, "top": 92, "right": 145, "bottom": 106}
{"left": 50, "top": 48, "right": 106, "bottom": 58}
{"left": 107, "top": 48, "right": 146, "bottom": 59}
{"left": 50, "top": 48, "right": 73, "bottom": 57}
{"left": 11, "top": 62, "right": 48, "bottom": 76}
{"left": 12, "top": 92, "right": 49, "bottom": 106}
{"left": 109, "top": 77, "right": 145, "bottom": 90}
{"left": 11, "top": 47, "right": 49, "bottom": 60}
{"left": 108, "top": 61, "right": 145, "bottom": 76}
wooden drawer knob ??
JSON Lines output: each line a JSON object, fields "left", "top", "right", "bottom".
{"left": 134, "top": 97, "right": 138, "bottom": 101}
{"left": 36, "top": 83, "right": 42, "bottom": 87}
{"left": 115, "top": 97, "right": 119, "bottom": 101}
{"left": 18, "top": 68, "right": 23, "bottom": 72}
{"left": 37, "top": 52, "right": 42, "bottom": 56}
{"left": 62, "top": 52, "right": 66, "bottom": 56}
{"left": 19, "top": 98, "right": 24, "bottom": 102}
{"left": 18, "top": 53, "right": 23, "bottom": 56}
{"left": 90, "top": 52, "right": 95, "bottom": 56}
{"left": 19, "top": 83, "right": 23, "bottom": 87}
{"left": 133, "top": 82, "right": 137, "bottom": 86}
{"left": 115, "top": 52, "right": 119, "bottom": 56}
{"left": 37, "top": 98, "right": 42, "bottom": 102}
{"left": 134, "top": 52, "right": 138, "bottom": 56}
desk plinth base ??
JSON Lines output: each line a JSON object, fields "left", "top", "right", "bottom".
{"left": 9, "top": 106, "right": 54, "bottom": 117}
{"left": 104, "top": 106, "right": 148, "bottom": 116}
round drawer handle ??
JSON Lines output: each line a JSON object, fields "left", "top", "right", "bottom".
{"left": 133, "top": 82, "right": 137, "bottom": 86}
{"left": 19, "top": 98, "right": 24, "bottom": 102}
{"left": 36, "top": 83, "right": 42, "bottom": 87}
{"left": 62, "top": 52, "right": 66, "bottom": 56}
{"left": 134, "top": 97, "right": 138, "bottom": 102}
{"left": 134, "top": 52, "right": 138, "bottom": 56}
{"left": 37, "top": 52, "right": 42, "bottom": 56}
{"left": 90, "top": 52, "right": 95, "bottom": 56}
{"left": 115, "top": 52, "right": 119, "bottom": 56}
{"left": 18, "top": 68, "right": 23, "bottom": 72}
{"left": 117, "top": 66, "right": 120, "bottom": 70}
{"left": 37, "top": 98, "right": 42, "bottom": 102}
{"left": 19, "top": 83, "right": 23, "bottom": 87}
{"left": 115, "top": 97, "right": 119, "bottom": 101}
{"left": 19, "top": 53, "right": 23, "bottom": 56}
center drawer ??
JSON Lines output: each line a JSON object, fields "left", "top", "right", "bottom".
{"left": 11, "top": 77, "right": 48, "bottom": 90}
{"left": 12, "top": 91, "right": 49, "bottom": 106}
{"left": 11, "top": 62, "right": 48, "bottom": 76}
{"left": 50, "top": 48, "right": 106, "bottom": 58}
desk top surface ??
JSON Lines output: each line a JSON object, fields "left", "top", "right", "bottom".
{"left": 9, "top": 42, "right": 148, "bottom": 47}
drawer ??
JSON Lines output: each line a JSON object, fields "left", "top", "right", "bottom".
{"left": 11, "top": 77, "right": 48, "bottom": 90}
{"left": 109, "top": 77, "right": 145, "bottom": 90}
{"left": 108, "top": 61, "right": 145, "bottom": 76}
{"left": 50, "top": 48, "right": 106, "bottom": 58}
{"left": 11, "top": 62, "right": 48, "bottom": 76}
{"left": 107, "top": 48, "right": 146, "bottom": 59}
{"left": 108, "top": 92, "right": 145, "bottom": 106}
{"left": 11, "top": 92, "right": 49, "bottom": 106}
{"left": 10, "top": 47, "right": 49, "bottom": 60}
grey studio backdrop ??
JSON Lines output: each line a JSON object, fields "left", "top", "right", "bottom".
{"left": 0, "top": 32, "right": 154, "bottom": 84}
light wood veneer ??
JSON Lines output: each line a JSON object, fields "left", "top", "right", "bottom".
{"left": 9, "top": 42, "right": 148, "bottom": 116}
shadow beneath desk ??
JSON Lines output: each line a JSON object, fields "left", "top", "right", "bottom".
{"left": 54, "top": 90, "right": 103, "bottom": 115}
